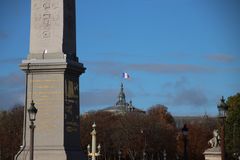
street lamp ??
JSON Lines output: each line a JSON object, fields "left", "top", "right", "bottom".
{"left": 28, "top": 100, "right": 37, "bottom": 160}
{"left": 87, "top": 123, "right": 101, "bottom": 160}
{"left": 182, "top": 124, "right": 188, "bottom": 160}
{"left": 217, "top": 96, "right": 228, "bottom": 160}
{"left": 163, "top": 149, "right": 167, "bottom": 160}
{"left": 141, "top": 129, "right": 147, "bottom": 160}
{"left": 118, "top": 150, "right": 121, "bottom": 160}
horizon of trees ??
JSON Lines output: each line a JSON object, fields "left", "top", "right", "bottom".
{"left": 225, "top": 93, "right": 240, "bottom": 159}
{"left": 80, "top": 105, "right": 216, "bottom": 160}
{"left": 0, "top": 92, "right": 239, "bottom": 160}
{"left": 0, "top": 105, "right": 23, "bottom": 160}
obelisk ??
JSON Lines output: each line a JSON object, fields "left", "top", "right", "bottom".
{"left": 16, "top": 0, "right": 86, "bottom": 159}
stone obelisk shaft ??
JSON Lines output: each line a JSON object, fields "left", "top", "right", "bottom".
{"left": 16, "top": 0, "right": 86, "bottom": 159}
{"left": 29, "top": 0, "right": 77, "bottom": 60}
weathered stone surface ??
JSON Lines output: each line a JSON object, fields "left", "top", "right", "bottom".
{"left": 29, "top": 0, "right": 76, "bottom": 60}
{"left": 17, "top": 60, "right": 85, "bottom": 160}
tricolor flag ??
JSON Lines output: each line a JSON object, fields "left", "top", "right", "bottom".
{"left": 122, "top": 72, "right": 130, "bottom": 79}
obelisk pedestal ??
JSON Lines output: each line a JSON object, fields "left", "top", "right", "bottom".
{"left": 16, "top": 0, "right": 86, "bottom": 159}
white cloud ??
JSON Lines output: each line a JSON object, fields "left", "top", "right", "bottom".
{"left": 206, "top": 54, "right": 236, "bottom": 63}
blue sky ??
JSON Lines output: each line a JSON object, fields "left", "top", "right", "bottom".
{"left": 0, "top": 0, "right": 239, "bottom": 116}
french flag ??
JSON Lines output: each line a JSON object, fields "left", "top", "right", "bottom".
{"left": 122, "top": 72, "right": 130, "bottom": 79}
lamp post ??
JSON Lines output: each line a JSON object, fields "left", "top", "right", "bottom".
{"left": 28, "top": 100, "right": 37, "bottom": 160}
{"left": 217, "top": 96, "right": 228, "bottom": 160}
{"left": 87, "top": 123, "right": 101, "bottom": 160}
{"left": 163, "top": 149, "right": 167, "bottom": 160}
{"left": 118, "top": 150, "right": 121, "bottom": 160}
{"left": 182, "top": 124, "right": 188, "bottom": 160}
{"left": 141, "top": 129, "right": 147, "bottom": 160}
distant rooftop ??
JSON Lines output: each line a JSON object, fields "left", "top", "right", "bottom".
{"left": 100, "top": 83, "right": 145, "bottom": 114}
{"left": 174, "top": 115, "right": 217, "bottom": 128}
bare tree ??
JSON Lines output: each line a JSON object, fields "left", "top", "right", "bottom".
{"left": 0, "top": 105, "right": 23, "bottom": 160}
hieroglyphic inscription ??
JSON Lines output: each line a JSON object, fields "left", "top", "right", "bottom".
{"left": 32, "top": 0, "right": 60, "bottom": 39}
{"left": 42, "top": 0, "right": 51, "bottom": 38}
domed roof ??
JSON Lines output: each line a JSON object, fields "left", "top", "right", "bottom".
{"left": 100, "top": 83, "right": 145, "bottom": 114}
{"left": 116, "top": 83, "right": 126, "bottom": 106}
